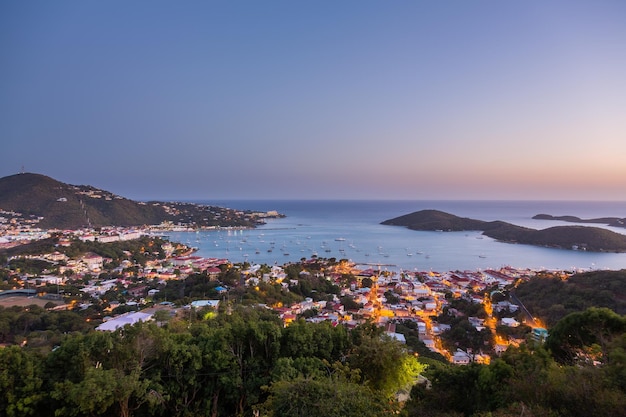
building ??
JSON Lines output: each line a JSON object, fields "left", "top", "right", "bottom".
{"left": 190, "top": 299, "right": 220, "bottom": 309}
{"left": 501, "top": 317, "right": 520, "bottom": 327}
{"left": 96, "top": 311, "right": 153, "bottom": 331}
{"left": 531, "top": 327, "right": 549, "bottom": 343}
{"left": 452, "top": 349, "right": 471, "bottom": 365}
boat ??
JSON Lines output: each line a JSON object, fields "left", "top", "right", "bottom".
{"left": 335, "top": 237, "right": 346, "bottom": 241}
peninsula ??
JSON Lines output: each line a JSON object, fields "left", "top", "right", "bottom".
{"left": 0, "top": 173, "right": 283, "bottom": 230}
{"left": 382, "top": 209, "right": 626, "bottom": 252}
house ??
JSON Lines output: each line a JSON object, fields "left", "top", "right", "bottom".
{"left": 501, "top": 317, "right": 520, "bottom": 327}
{"left": 386, "top": 332, "right": 407, "bottom": 343}
{"left": 495, "top": 301, "right": 519, "bottom": 313}
{"left": 47, "top": 251, "right": 67, "bottom": 262}
{"left": 452, "top": 349, "right": 471, "bottom": 365}
{"left": 98, "top": 234, "right": 120, "bottom": 243}
{"left": 281, "top": 313, "right": 297, "bottom": 326}
{"left": 190, "top": 299, "right": 220, "bottom": 309}
{"left": 421, "top": 338, "right": 436, "bottom": 351}
{"left": 532, "top": 327, "right": 549, "bottom": 343}
{"left": 81, "top": 253, "right": 104, "bottom": 272}
{"left": 127, "top": 285, "right": 148, "bottom": 297}
{"left": 423, "top": 299, "right": 437, "bottom": 311}
{"left": 494, "top": 343, "right": 509, "bottom": 355}
{"left": 206, "top": 267, "right": 221, "bottom": 279}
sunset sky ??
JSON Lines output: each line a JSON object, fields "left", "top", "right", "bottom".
{"left": 2, "top": 1, "right": 625, "bottom": 201}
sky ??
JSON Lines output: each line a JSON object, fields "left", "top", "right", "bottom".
{"left": 1, "top": 1, "right": 626, "bottom": 201}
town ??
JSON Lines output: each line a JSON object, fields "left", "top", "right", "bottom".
{"left": 0, "top": 210, "right": 552, "bottom": 366}
{"left": 0, "top": 205, "right": 626, "bottom": 417}
{"left": 2, "top": 207, "right": 626, "bottom": 417}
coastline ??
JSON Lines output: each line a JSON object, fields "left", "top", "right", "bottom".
{"left": 165, "top": 200, "right": 626, "bottom": 273}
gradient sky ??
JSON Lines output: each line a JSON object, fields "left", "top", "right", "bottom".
{"left": 2, "top": 1, "right": 625, "bottom": 201}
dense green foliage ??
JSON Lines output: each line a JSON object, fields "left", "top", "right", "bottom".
{"left": 514, "top": 269, "right": 626, "bottom": 326}
{"left": 2, "top": 287, "right": 626, "bottom": 417}
{"left": 408, "top": 324, "right": 626, "bottom": 417}
{"left": 3, "top": 303, "right": 624, "bottom": 417}
{"left": 0, "top": 307, "right": 424, "bottom": 417}
{"left": 546, "top": 307, "right": 626, "bottom": 365}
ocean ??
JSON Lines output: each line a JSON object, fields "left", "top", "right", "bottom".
{"left": 163, "top": 200, "right": 626, "bottom": 273}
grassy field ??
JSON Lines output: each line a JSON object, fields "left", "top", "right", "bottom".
{"left": 0, "top": 295, "right": 64, "bottom": 308}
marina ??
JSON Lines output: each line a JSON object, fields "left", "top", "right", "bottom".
{"left": 163, "top": 200, "right": 626, "bottom": 273}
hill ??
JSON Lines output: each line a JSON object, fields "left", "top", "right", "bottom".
{"left": 514, "top": 269, "right": 626, "bottom": 326}
{"left": 382, "top": 209, "right": 626, "bottom": 252}
{"left": 380, "top": 209, "right": 486, "bottom": 231}
{"left": 0, "top": 173, "right": 265, "bottom": 229}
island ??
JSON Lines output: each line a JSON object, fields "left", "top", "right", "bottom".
{"left": 381, "top": 209, "right": 626, "bottom": 252}
{"left": 533, "top": 213, "right": 626, "bottom": 229}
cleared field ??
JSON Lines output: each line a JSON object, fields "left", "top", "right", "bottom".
{"left": 0, "top": 295, "right": 63, "bottom": 308}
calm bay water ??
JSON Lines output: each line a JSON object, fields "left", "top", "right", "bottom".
{"left": 163, "top": 200, "right": 626, "bottom": 273}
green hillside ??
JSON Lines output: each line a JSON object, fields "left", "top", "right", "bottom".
{"left": 0, "top": 173, "right": 261, "bottom": 229}
{"left": 514, "top": 269, "right": 626, "bottom": 326}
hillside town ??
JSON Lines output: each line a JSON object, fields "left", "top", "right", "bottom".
{"left": 2, "top": 203, "right": 626, "bottom": 417}
{"left": 0, "top": 208, "right": 554, "bottom": 365}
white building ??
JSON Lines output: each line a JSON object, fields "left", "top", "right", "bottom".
{"left": 96, "top": 311, "right": 153, "bottom": 331}
{"left": 452, "top": 349, "right": 471, "bottom": 365}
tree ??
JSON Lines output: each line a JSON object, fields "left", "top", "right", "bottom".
{"left": 47, "top": 324, "right": 163, "bottom": 417}
{"left": 280, "top": 320, "right": 348, "bottom": 362}
{"left": 361, "top": 277, "right": 373, "bottom": 288}
{"left": 260, "top": 377, "right": 392, "bottom": 417}
{"left": 193, "top": 307, "right": 283, "bottom": 416}
{"left": 349, "top": 330, "right": 425, "bottom": 396}
{"left": 384, "top": 290, "right": 400, "bottom": 305}
{"left": 0, "top": 346, "right": 44, "bottom": 417}
{"left": 546, "top": 307, "right": 626, "bottom": 365}
{"left": 340, "top": 295, "right": 361, "bottom": 311}
{"left": 152, "top": 309, "right": 171, "bottom": 324}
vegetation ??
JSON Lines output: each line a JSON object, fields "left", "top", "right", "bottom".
{"left": 0, "top": 307, "right": 425, "bottom": 417}
{"left": 1, "top": 303, "right": 624, "bottom": 417}
{"left": 514, "top": 269, "right": 626, "bottom": 326}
